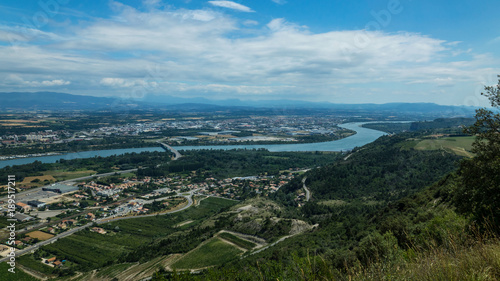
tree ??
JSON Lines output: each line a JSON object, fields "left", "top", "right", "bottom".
{"left": 456, "top": 75, "right": 500, "bottom": 229}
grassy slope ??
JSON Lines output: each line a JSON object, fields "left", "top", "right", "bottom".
{"left": 414, "top": 136, "right": 475, "bottom": 157}
{"left": 218, "top": 232, "right": 256, "bottom": 250}
{"left": 172, "top": 237, "right": 243, "bottom": 269}
{"left": 0, "top": 262, "right": 40, "bottom": 281}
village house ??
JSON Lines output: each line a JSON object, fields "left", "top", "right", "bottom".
{"left": 91, "top": 227, "right": 107, "bottom": 234}
{"left": 15, "top": 202, "right": 31, "bottom": 212}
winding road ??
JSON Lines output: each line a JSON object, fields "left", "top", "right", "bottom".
{"left": 302, "top": 177, "right": 310, "bottom": 201}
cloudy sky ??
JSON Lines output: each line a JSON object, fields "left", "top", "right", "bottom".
{"left": 1, "top": 0, "right": 499, "bottom": 106}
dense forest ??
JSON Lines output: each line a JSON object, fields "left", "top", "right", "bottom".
{"left": 137, "top": 149, "right": 342, "bottom": 178}
{"left": 362, "top": 117, "right": 475, "bottom": 134}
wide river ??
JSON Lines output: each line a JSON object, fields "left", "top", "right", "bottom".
{"left": 0, "top": 122, "right": 389, "bottom": 169}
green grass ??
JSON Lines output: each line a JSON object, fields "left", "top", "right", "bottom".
{"left": 95, "top": 263, "right": 133, "bottom": 278}
{"left": 44, "top": 169, "right": 97, "bottom": 181}
{"left": 0, "top": 262, "right": 40, "bottom": 281}
{"left": 414, "top": 136, "right": 475, "bottom": 157}
{"left": 172, "top": 237, "right": 243, "bottom": 269}
{"left": 218, "top": 232, "right": 256, "bottom": 250}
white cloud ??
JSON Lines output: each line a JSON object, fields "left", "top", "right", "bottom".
{"left": 271, "top": 0, "right": 286, "bottom": 5}
{"left": 243, "top": 20, "right": 259, "bottom": 26}
{"left": 208, "top": 1, "right": 254, "bottom": 12}
{"left": 41, "top": 80, "right": 71, "bottom": 86}
{"left": 0, "top": 2, "right": 497, "bottom": 105}
{"left": 100, "top": 78, "right": 158, "bottom": 88}
{"left": 22, "top": 79, "right": 71, "bottom": 87}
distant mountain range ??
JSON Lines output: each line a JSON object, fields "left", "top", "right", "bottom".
{"left": 0, "top": 91, "right": 478, "bottom": 117}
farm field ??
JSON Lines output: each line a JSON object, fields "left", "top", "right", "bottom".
{"left": 20, "top": 175, "right": 56, "bottom": 188}
{"left": 218, "top": 232, "right": 256, "bottom": 250}
{"left": 27, "top": 231, "right": 54, "bottom": 241}
{"left": 172, "top": 237, "right": 243, "bottom": 269}
{"left": 414, "top": 136, "right": 475, "bottom": 157}
{"left": 43, "top": 169, "right": 97, "bottom": 181}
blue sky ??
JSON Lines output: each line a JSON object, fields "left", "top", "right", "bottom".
{"left": 0, "top": 0, "right": 499, "bottom": 106}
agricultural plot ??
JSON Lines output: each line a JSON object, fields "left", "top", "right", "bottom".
{"left": 0, "top": 262, "right": 39, "bottom": 281}
{"left": 218, "top": 232, "right": 256, "bottom": 250}
{"left": 414, "top": 136, "right": 475, "bottom": 157}
{"left": 172, "top": 237, "right": 243, "bottom": 269}
{"left": 27, "top": 230, "right": 54, "bottom": 241}
{"left": 43, "top": 169, "right": 97, "bottom": 181}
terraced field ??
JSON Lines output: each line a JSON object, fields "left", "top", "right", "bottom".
{"left": 172, "top": 237, "right": 243, "bottom": 269}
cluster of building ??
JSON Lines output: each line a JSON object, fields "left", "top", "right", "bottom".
{"left": 80, "top": 180, "right": 138, "bottom": 199}
{"left": 43, "top": 256, "right": 66, "bottom": 267}
{"left": 0, "top": 129, "right": 64, "bottom": 146}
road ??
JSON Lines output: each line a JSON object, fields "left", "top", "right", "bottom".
{"left": 97, "top": 189, "right": 196, "bottom": 224}
{"left": 157, "top": 142, "right": 182, "bottom": 160}
{"left": 0, "top": 221, "right": 93, "bottom": 263}
{"left": 302, "top": 177, "right": 310, "bottom": 201}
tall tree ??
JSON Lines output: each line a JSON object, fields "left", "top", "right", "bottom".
{"left": 456, "top": 75, "right": 500, "bottom": 229}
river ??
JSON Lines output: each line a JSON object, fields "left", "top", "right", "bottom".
{"left": 0, "top": 122, "right": 390, "bottom": 169}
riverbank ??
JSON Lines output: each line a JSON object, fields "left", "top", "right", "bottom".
{"left": 0, "top": 122, "right": 389, "bottom": 169}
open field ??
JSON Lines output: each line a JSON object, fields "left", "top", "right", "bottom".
{"left": 172, "top": 237, "right": 243, "bottom": 269}
{"left": 218, "top": 232, "right": 256, "bottom": 250}
{"left": 27, "top": 230, "right": 54, "bottom": 241}
{"left": 21, "top": 175, "right": 56, "bottom": 184}
{"left": 19, "top": 175, "right": 57, "bottom": 188}
{"left": 318, "top": 199, "right": 348, "bottom": 207}
{"left": 414, "top": 136, "right": 475, "bottom": 157}
{"left": 44, "top": 169, "right": 97, "bottom": 181}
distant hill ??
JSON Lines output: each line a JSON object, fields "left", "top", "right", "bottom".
{"left": 0, "top": 92, "right": 119, "bottom": 111}
{"left": 0, "top": 92, "right": 478, "bottom": 117}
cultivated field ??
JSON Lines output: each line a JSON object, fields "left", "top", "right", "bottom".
{"left": 44, "top": 169, "right": 97, "bottom": 181}
{"left": 414, "top": 136, "right": 475, "bottom": 157}
{"left": 172, "top": 237, "right": 243, "bottom": 269}
{"left": 27, "top": 231, "right": 54, "bottom": 241}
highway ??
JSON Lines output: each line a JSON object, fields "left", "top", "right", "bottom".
{"left": 157, "top": 142, "right": 182, "bottom": 160}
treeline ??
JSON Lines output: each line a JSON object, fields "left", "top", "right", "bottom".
{"left": 0, "top": 150, "right": 172, "bottom": 184}
{"left": 362, "top": 117, "right": 475, "bottom": 134}
{"left": 137, "top": 149, "right": 342, "bottom": 179}
{"left": 0, "top": 137, "right": 154, "bottom": 156}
